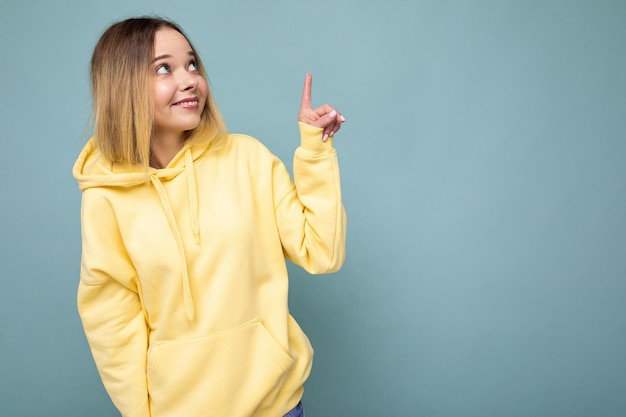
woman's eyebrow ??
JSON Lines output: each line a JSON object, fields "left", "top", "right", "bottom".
{"left": 153, "top": 54, "right": 171, "bottom": 62}
{"left": 153, "top": 51, "right": 195, "bottom": 62}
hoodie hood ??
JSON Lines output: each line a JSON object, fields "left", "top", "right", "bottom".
{"left": 73, "top": 137, "right": 214, "bottom": 320}
{"left": 73, "top": 137, "right": 211, "bottom": 190}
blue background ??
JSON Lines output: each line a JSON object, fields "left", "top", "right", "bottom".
{"left": 1, "top": 0, "right": 625, "bottom": 416}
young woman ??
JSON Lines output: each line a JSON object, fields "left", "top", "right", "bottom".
{"left": 73, "top": 17, "right": 346, "bottom": 417}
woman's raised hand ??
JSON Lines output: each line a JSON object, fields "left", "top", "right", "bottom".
{"left": 298, "top": 73, "right": 345, "bottom": 142}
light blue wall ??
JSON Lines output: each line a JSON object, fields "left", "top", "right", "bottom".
{"left": 1, "top": 1, "right": 625, "bottom": 416}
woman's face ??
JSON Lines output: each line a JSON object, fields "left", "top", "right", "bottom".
{"left": 152, "top": 28, "right": 208, "bottom": 140}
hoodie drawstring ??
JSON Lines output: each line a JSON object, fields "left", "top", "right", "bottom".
{"left": 150, "top": 148, "right": 199, "bottom": 321}
{"left": 185, "top": 150, "right": 200, "bottom": 243}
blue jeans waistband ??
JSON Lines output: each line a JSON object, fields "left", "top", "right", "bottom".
{"left": 283, "top": 401, "right": 304, "bottom": 417}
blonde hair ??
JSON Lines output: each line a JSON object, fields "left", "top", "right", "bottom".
{"left": 90, "top": 17, "right": 226, "bottom": 167}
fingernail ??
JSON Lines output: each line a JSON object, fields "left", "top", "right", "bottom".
{"left": 323, "top": 134, "right": 329, "bottom": 142}
{"left": 340, "top": 115, "right": 346, "bottom": 122}
{"left": 330, "top": 131, "right": 335, "bottom": 137}
{"left": 329, "top": 110, "right": 337, "bottom": 119}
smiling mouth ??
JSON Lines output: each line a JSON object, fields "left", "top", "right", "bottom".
{"left": 174, "top": 100, "right": 199, "bottom": 107}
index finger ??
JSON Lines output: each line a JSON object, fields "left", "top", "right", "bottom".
{"left": 300, "top": 73, "right": 313, "bottom": 110}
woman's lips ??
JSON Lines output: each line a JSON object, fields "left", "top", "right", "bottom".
{"left": 173, "top": 97, "right": 200, "bottom": 109}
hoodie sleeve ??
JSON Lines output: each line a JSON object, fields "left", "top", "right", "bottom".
{"left": 273, "top": 122, "right": 347, "bottom": 274}
{"left": 77, "top": 189, "right": 150, "bottom": 417}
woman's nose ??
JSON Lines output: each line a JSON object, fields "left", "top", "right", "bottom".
{"left": 180, "top": 74, "right": 198, "bottom": 91}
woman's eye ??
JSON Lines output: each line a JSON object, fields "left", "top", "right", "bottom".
{"left": 189, "top": 61, "right": 198, "bottom": 71}
{"left": 156, "top": 65, "right": 170, "bottom": 74}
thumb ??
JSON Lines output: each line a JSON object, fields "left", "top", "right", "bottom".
{"left": 318, "top": 110, "right": 337, "bottom": 127}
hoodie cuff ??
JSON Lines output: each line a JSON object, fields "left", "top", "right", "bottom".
{"left": 298, "top": 122, "right": 335, "bottom": 155}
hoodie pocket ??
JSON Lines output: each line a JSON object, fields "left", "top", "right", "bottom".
{"left": 147, "top": 319, "right": 295, "bottom": 417}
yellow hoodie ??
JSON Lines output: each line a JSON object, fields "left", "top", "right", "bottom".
{"left": 73, "top": 123, "right": 346, "bottom": 417}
